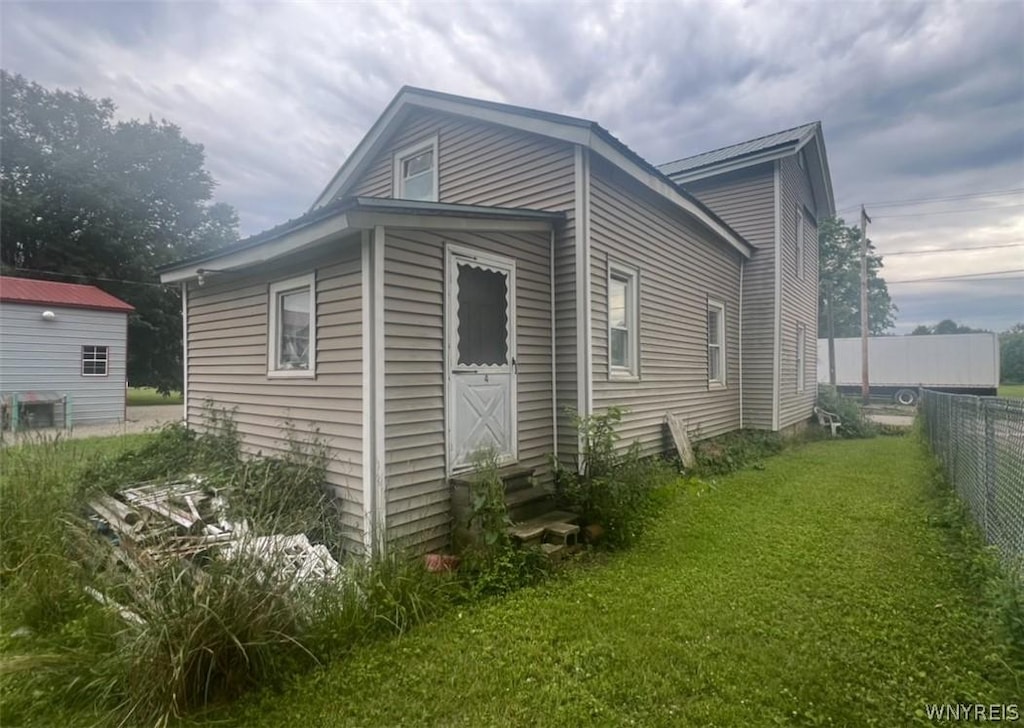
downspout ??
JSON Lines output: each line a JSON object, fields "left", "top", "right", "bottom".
{"left": 738, "top": 259, "right": 743, "bottom": 429}
{"left": 360, "top": 231, "right": 374, "bottom": 554}
{"left": 372, "top": 225, "right": 387, "bottom": 554}
{"left": 772, "top": 161, "right": 782, "bottom": 431}
{"left": 181, "top": 282, "right": 188, "bottom": 426}
{"left": 549, "top": 226, "right": 558, "bottom": 458}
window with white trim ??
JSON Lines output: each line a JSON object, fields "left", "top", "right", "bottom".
{"left": 795, "top": 204, "right": 805, "bottom": 280}
{"left": 393, "top": 136, "right": 438, "bottom": 202}
{"left": 608, "top": 264, "right": 639, "bottom": 378}
{"left": 82, "top": 345, "right": 109, "bottom": 376}
{"left": 268, "top": 273, "right": 316, "bottom": 377}
{"left": 707, "top": 300, "right": 726, "bottom": 386}
{"left": 796, "top": 323, "right": 807, "bottom": 392}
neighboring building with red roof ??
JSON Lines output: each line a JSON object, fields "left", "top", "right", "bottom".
{"left": 0, "top": 276, "right": 133, "bottom": 429}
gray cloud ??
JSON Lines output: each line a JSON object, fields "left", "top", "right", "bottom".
{"left": 2, "top": 0, "right": 1022, "bottom": 330}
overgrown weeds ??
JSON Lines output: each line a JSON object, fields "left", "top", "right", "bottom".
{"left": 551, "top": 407, "right": 676, "bottom": 549}
{"left": 816, "top": 385, "right": 879, "bottom": 438}
{"left": 690, "top": 428, "right": 784, "bottom": 476}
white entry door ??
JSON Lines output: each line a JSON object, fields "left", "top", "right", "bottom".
{"left": 446, "top": 246, "right": 517, "bottom": 473}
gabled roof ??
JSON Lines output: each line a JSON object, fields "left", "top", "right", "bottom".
{"left": 158, "top": 197, "right": 565, "bottom": 283}
{"left": 658, "top": 121, "right": 836, "bottom": 217}
{"left": 0, "top": 276, "right": 134, "bottom": 313}
{"left": 658, "top": 122, "right": 820, "bottom": 176}
{"left": 311, "top": 86, "right": 753, "bottom": 258}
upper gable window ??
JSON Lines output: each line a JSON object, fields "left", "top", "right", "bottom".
{"left": 393, "top": 136, "right": 439, "bottom": 202}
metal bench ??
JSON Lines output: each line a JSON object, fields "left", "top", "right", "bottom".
{"left": 813, "top": 406, "right": 842, "bottom": 438}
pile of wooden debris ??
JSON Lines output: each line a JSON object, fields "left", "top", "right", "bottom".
{"left": 86, "top": 477, "right": 340, "bottom": 581}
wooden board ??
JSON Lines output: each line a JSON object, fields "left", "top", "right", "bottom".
{"left": 665, "top": 413, "right": 695, "bottom": 469}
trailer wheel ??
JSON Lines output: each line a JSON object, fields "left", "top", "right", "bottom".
{"left": 894, "top": 389, "right": 918, "bottom": 406}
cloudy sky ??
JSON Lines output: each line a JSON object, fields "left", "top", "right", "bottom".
{"left": 2, "top": 0, "right": 1022, "bottom": 332}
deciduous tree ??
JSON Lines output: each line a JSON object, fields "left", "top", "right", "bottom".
{"left": 1, "top": 71, "right": 238, "bottom": 392}
{"left": 818, "top": 216, "right": 896, "bottom": 338}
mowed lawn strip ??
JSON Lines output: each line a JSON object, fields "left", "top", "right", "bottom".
{"left": 229, "top": 438, "right": 1019, "bottom": 727}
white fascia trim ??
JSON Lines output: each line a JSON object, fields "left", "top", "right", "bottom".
{"left": 181, "top": 282, "right": 189, "bottom": 424}
{"left": 391, "top": 135, "right": 439, "bottom": 202}
{"left": 372, "top": 225, "right": 386, "bottom": 553}
{"left": 664, "top": 147, "right": 794, "bottom": 187}
{"left": 160, "top": 213, "right": 351, "bottom": 284}
{"left": 360, "top": 231, "right": 374, "bottom": 553}
{"left": 772, "top": 161, "right": 782, "bottom": 431}
{"left": 344, "top": 211, "right": 552, "bottom": 233}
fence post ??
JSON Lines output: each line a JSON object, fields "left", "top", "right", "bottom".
{"left": 983, "top": 400, "right": 997, "bottom": 547}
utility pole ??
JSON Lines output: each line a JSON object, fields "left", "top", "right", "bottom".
{"left": 859, "top": 205, "right": 872, "bottom": 404}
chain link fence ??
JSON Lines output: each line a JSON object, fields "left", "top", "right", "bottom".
{"left": 920, "top": 390, "right": 1024, "bottom": 577}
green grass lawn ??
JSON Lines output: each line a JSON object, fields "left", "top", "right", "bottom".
{"left": 222, "top": 437, "right": 1020, "bottom": 727}
{"left": 999, "top": 383, "right": 1024, "bottom": 399}
{"left": 127, "top": 386, "right": 183, "bottom": 406}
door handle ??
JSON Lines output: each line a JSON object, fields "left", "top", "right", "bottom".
{"left": 512, "top": 357, "right": 518, "bottom": 374}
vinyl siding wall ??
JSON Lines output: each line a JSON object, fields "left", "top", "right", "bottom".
{"left": 186, "top": 239, "right": 365, "bottom": 552}
{"left": 684, "top": 164, "right": 776, "bottom": 429}
{"left": 345, "top": 108, "right": 579, "bottom": 456}
{"left": 589, "top": 157, "right": 743, "bottom": 451}
{"left": 778, "top": 155, "right": 819, "bottom": 428}
{"left": 382, "top": 228, "right": 553, "bottom": 553}
{"left": 0, "top": 303, "right": 127, "bottom": 425}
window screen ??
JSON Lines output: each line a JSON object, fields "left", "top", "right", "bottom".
{"left": 401, "top": 149, "right": 434, "bottom": 201}
{"left": 609, "top": 276, "right": 629, "bottom": 368}
{"left": 456, "top": 263, "right": 508, "bottom": 366}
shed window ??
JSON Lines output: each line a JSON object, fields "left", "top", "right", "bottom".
{"left": 82, "top": 345, "right": 109, "bottom": 376}
{"left": 707, "top": 300, "right": 726, "bottom": 387}
{"left": 608, "top": 263, "right": 639, "bottom": 378}
{"left": 393, "top": 137, "right": 439, "bottom": 202}
{"left": 268, "top": 273, "right": 316, "bottom": 377}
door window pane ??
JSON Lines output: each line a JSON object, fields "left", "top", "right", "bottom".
{"left": 457, "top": 263, "right": 508, "bottom": 366}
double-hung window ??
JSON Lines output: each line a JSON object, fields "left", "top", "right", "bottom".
{"left": 268, "top": 273, "right": 316, "bottom": 377}
{"left": 707, "top": 300, "right": 726, "bottom": 387}
{"left": 608, "top": 263, "right": 639, "bottom": 379}
{"left": 796, "top": 323, "right": 807, "bottom": 392}
{"left": 82, "top": 345, "right": 109, "bottom": 376}
{"left": 393, "top": 136, "right": 438, "bottom": 202}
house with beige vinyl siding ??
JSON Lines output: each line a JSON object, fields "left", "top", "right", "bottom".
{"left": 159, "top": 88, "right": 835, "bottom": 554}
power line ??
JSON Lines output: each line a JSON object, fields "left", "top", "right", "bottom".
{"left": 887, "top": 268, "right": 1024, "bottom": 284}
{"left": 882, "top": 242, "right": 1024, "bottom": 256}
{"left": 6, "top": 267, "right": 166, "bottom": 288}
{"left": 873, "top": 203, "right": 1024, "bottom": 220}
{"left": 836, "top": 187, "right": 1024, "bottom": 214}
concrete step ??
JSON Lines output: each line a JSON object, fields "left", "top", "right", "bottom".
{"left": 508, "top": 510, "right": 583, "bottom": 547}
{"left": 544, "top": 521, "right": 580, "bottom": 547}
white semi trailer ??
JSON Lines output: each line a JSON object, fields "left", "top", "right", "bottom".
{"left": 817, "top": 333, "right": 1000, "bottom": 405}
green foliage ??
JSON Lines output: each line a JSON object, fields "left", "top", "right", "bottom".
{"left": 467, "top": 449, "right": 512, "bottom": 549}
{"left": 691, "top": 429, "right": 784, "bottom": 476}
{"left": 125, "top": 387, "right": 183, "bottom": 406}
{"left": 818, "top": 216, "right": 896, "bottom": 338}
{"left": 223, "top": 438, "right": 1022, "bottom": 727}
{"left": 816, "top": 385, "right": 879, "bottom": 439}
{"left": 461, "top": 544, "right": 550, "bottom": 599}
{"left": 0, "top": 71, "right": 239, "bottom": 393}
{"left": 1000, "top": 328, "right": 1024, "bottom": 384}
{"left": 552, "top": 407, "right": 676, "bottom": 548}
{"left": 910, "top": 319, "right": 988, "bottom": 335}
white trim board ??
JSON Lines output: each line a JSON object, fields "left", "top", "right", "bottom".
{"left": 772, "top": 161, "right": 782, "bottom": 431}
{"left": 372, "top": 225, "right": 386, "bottom": 552}
{"left": 360, "top": 231, "right": 374, "bottom": 553}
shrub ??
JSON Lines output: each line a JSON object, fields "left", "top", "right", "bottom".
{"left": 552, "top": 407, "right": 676, "bottom": 549}
{"left": 815, "top": 385, "right": 879, "bottom": 439}
{"left": 691, "top": 429, "right": 784, "bottom": 476}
